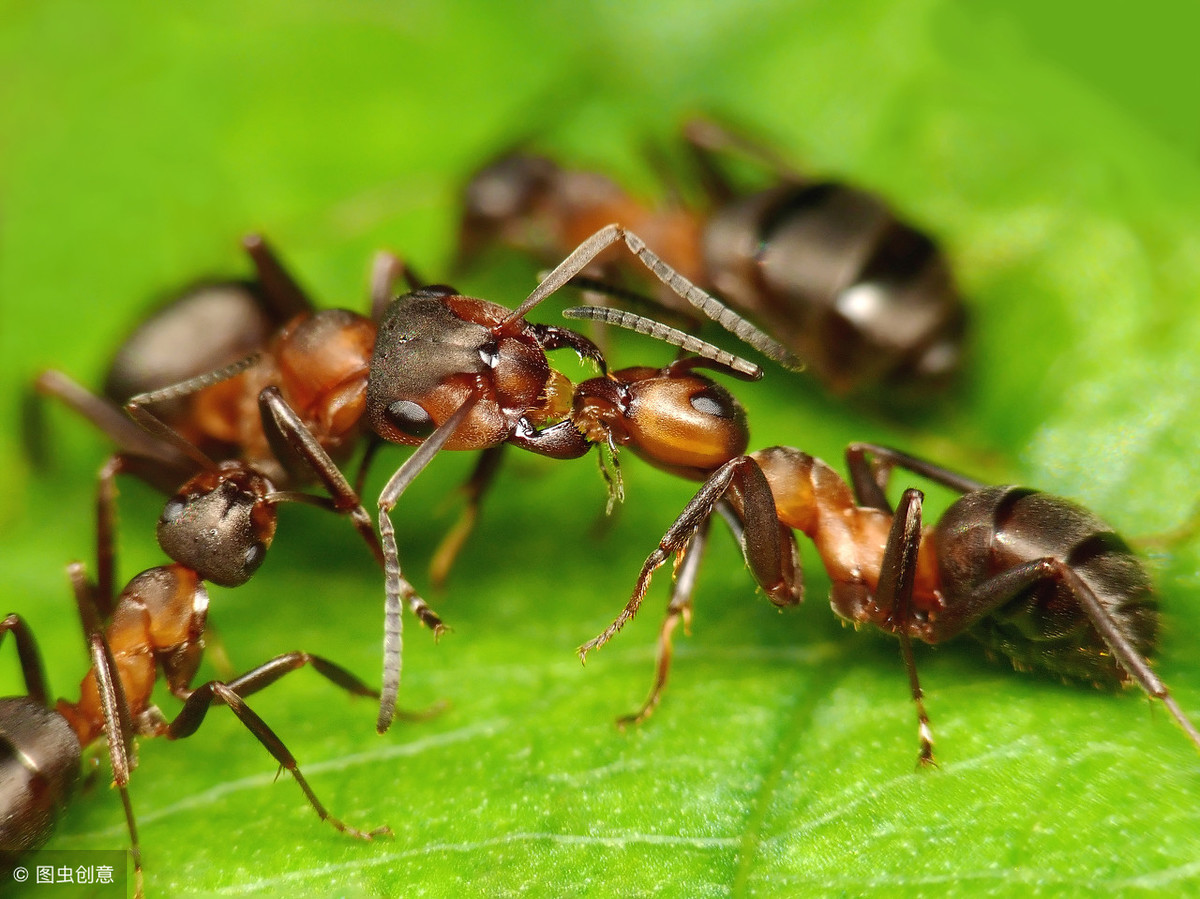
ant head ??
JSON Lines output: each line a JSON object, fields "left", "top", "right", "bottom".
{"left": 367, "top": 288, "right": 553, "bottom": 450}
{"left": 156, "top": 463, "right": 278, "bottom": 588}
{"left": 456, "top": 154, "right": 561, "bottom": 271}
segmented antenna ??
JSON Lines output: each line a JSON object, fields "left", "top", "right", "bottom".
{"left": 563, "top": 306, "right": 763, "bottom": 380}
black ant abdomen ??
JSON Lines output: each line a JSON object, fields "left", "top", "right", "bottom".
{"left": 702, "top": 181, "right": 965, "bottom": 394}
{"left": 457, "top": 121, "right": 966, "bottom": 401}
{"left": 936, "top": 486, "right": 1156, "bottom": 687}
{"left": 0, "top": 694, "right": 82, "bottom": 861}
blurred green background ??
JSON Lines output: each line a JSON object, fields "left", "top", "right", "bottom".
{"left": 3, "top": 1, "right": 1200, "bottom": 896}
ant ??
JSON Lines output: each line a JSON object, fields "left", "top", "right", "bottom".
{"left": 456, "top": 118, "right": 966, "bottom": 400}
{"left": 38, "top": 225, "right": 793, "bottom": 737}
{"left": 364, "top": 223, "right": 795, "bottom": 731}
{"left": 0, "top": 477, "right": 391, "bottom": 894}
{"left": 34, "top": 233, "right": 395, "bottom": 495}
{"left": 570, "top": 404, "right": 1200, "bottom": 762}
{"left": 34, "top": 235, "right": 447, "bottom": 704}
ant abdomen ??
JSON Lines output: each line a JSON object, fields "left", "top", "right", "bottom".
{"left": 0, "top": 697, "right": 82, "bottom": 858}
{"left": 703, "top": 182, "right": 965, "bottom": 395}
{"left": 103, "top": 280, "right": 276, "bottom": 413}
{"left": 938, "top": 486, "right": 1157, "bottom": 686}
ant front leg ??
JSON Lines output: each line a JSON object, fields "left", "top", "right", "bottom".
{"left": 65, "top": 565, "right": 144, "bottom": 893}
{"left": 257, "top": 386, "right": 383, "bottom": 566}
{"left": 581, "top": 456, "right": 802, "bottom": 720}
{"left": 374, "top": 400, "right": 477, "bottom": 733}
{"left": 615, "top": 515, "right": 711, "bottom": 728}
{"left": 429, "top": 445, "right": 506, "bottom": 590}
{"left": 163, "top": 653, "right": 390, "bottom": 841}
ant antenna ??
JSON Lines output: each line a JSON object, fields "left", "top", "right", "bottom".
{"left": 563, "top": 306, "right": 764, "bottom": 381}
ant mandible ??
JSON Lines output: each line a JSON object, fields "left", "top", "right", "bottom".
{"left": 573, "top": 419, "right": 1200, "bottom": 763}
{"left": 456, "top": 119, "right": 966, "bottom": 400}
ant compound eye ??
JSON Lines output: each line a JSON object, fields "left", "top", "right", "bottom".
{"left": 690, "top": 387, "right": 733, "bottom": 419}
{"left": 386, "top": 400, "right": 435, "bottom": 438}
{"left": 161, "top": 497, "right": 187, "bottom": 524}
{"left": 478, "top": 339, "right": 500, "bottom": 368}
{"left": 243, "top": 542, "right": 267, "bottom": 575}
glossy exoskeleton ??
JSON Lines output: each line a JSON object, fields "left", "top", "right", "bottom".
{"left": 0, "top": 518, "right": 388, "bottom": 894}
{"left": 458, "top": 120, "right": 965, "bottom": 398}
{"left": 366, "top": 223, "right": 793, "bottom": 731}
{"left": 35, "top": 234, "right": 429, "bottom": 644}
{"left": 577, "top": 437, "right": 1200, "bottom": 762}
{"left": 37, "top": 226, "right": 787, "bottom": 740}
{"left": 42, "top": 234, "right": 388, "bottom": 490}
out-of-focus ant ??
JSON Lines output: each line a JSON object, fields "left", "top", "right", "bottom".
{"left": 0, "top": 471, "right": 390, "bottom": 893}
{"left": 35, "top": 234, "right": 394, "bottom": 495}
{"left": 457, "top": 119, "right": 966, "bottom": 400}
{"left": 571, "top": 401, "right": 1200, "bottom": 762}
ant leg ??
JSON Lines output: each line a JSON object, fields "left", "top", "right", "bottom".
{"left": 164, "top": 658, "right": 391, "bottom": 841}
{"left": 369, "top": 250, "right": 426, "bottom": 321}
{"left": 527, "top": 322, "right": 608, "bottom": 373}
{"left": 125, "top": 356, "right": 260, "bottom": 471}
{"left": 872, "top": 489, "right": 937, "bottom": 767}
{"left": 354, "top": 435, "right": 384, "bottom": 497}
{"left": 257, "top": 386, "right": 382, "bottom": 566}
{"left": 170, "top": 651, "right": 377, "bottom": 705}
{"left": 33, "top": 371, "right": 195, "bottom": 491}
{"left": 241, "top": 234, "right": 314, "bottom": 322}
{"left": 581, "top": 456, "right": 801, "bottom": 658}
{"left": 938, "top": 558, "right": 1200, "bottom": 753}
{"left": 91, "top": 454, "right": 162, "bottom": 620}
{"left": 504, "top": 224, "right": 801, "bottom": 370}
{"left": 430, "top": 445, "right": 506, "bottom": 590}
{"left": 94, "top": 456, "right": 122, "bottom": 618}
{"left": 89, "top": 629, "right": 144, "bottom": 895}
{"left": 845, "top": 443, "right": 986, "bottom": 509}
{"left": 616, "top": 515, "right": 711, "bottom": 728}
{"left": 682, "top": 117, "right": 804, "bottom": 204}
{"left": 375, "top": 399, "right": 478, "bottom": 734}
{"left": 66, "top": 568, "right": 143, "bottom": 891}
{"left": 0, "top": 614, "right": 51, "bottom": 706}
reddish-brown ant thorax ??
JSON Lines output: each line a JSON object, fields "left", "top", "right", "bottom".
{"left": 271, "top": 309, "right": 377, "bottom": 449}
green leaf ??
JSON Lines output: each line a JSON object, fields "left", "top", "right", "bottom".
{"left": 3, "top": 1, "right": 1199, "bottom": 896}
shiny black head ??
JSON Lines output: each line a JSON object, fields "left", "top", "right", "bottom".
{"left": 156, "top": 464, "right": 277, "bottom": 588}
